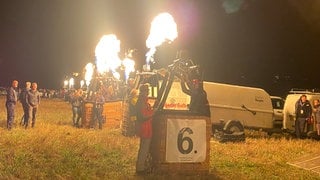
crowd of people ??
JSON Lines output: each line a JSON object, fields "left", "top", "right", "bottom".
{"left": 5, "top": 80, "right": 41, "bottom": 130}
{"left": 2, "top": 78, "right": 123, "bottom": 130}
{"left": 3, "top": 79, "right": 108, "bottom": 130}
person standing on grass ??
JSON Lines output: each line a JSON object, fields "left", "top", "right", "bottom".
{"left": 25, "top": 82, "right": 41, "bottom": 128}
{"left": 70, "top": 89, "right": 84, "bottom": 127}
{"left": 6, "top": 80, "right": 19, "bottom": 130}
{"left": 295, "top": 94, "right": 312, "bottom": 139}
{"left": 135, "top": 84, "right": 156, "bottom": 175}
{"left": 312, "top": 99, "right": 320, "bottom": 136}
{"left": 19, "top": 81, "right": 31, "bottom": 126}
{"left": 90, "top": 90, "right": 105, "bottom": 129}
{"left": 128, "top": 89, "right": 138, "bottom": 136}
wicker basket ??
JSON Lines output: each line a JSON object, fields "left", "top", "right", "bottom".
{"left": 120, "top": 101, "right": 137, "bottom": 136}
{"left": 82, "top": 101, "right": 123, "bottom": 129}
{"left": 151, "top": 112, "right": 210, "bottom": 175}
{"left": 102, "top": 101, "right": 123, "bottom": 129}
{"left": 82, "top": 102, "right": 93, "bottom": 128}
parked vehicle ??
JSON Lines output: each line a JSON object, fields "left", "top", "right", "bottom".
{"left": 283, "top": 89, "right": 320, "bottom": 136}
{"left": 271, "top": 96, "right": 285, "bottom": 129}
{"left": 203, "top": 82, "right": 283, "bottom": 135}
{"left": 161, "top": 80, "right": 283, "bottom": 132}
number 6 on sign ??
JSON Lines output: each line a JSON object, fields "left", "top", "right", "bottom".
{"left": 166, "top": 118, "right": 207, "bottom": 163}
{"left": 177, "top": 127, "right": 194, "bottom": 154}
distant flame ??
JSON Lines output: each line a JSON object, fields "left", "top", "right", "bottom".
{"left": 122, "top": 57, "right": 135, "bottom": 81}
{"left": 80, "top": 80, "right": 85, "bottom": 88}
{"left": 95, "top": 34, "right": 122, "bottom": 76}
{"left": 113, "top": 72, "right": 121, "bottom": 80}
{"left": 69, "top": 78, "right": 74, "bottom": 89}
{"left": 63, "top": 80, "right": 68, "bottom": 88}
{"left": 146, "top": 12, "right": 178, "bottom": 65}
{"left": 85, "top": 63, "right": 94, "bottom": 86}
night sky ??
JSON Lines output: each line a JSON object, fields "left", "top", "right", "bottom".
{"left": 1, "top": 0, "right": 320, "bottom": 97}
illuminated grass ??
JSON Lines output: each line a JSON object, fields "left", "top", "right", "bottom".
{"left": 210, "top": 138, "right": 320, "bottom": 179}
{"left": 0, "top": 96, "right": 319, "bottom": 179}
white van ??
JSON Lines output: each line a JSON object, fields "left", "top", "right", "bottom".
{"left": 283, "top": 90, "right": 320, "bottom": 132}
{"left": 163, "top": 81, "right": 283, "bottom": 136}
{"left": 203, "top": 82, "right": 281, "bottom": 133}
{"left": 271, "top": 96, "right": 285, "bottom": 129}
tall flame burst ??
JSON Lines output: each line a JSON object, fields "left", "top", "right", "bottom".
{"left": 85, "top": 62, "right": 94, "bottom": 86}
{"left": 122, "top": 57, "right": 135, "bottom": 81}
{"left": 146, "top": 12, "right": 178, "bottom": 65}
{"left": 95, "top": 34, "right": 122, "bottom": 77}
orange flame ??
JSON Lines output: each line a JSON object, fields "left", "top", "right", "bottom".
{"left": 95, "top": 34, "right": 121, "bottom": 75}
{"left": 146, "top": 12, "right": 178, "bottom": 65}
{"left": 85, "top": 63, "right": 94, "bottom": 86}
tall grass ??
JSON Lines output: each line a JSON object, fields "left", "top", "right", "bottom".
{"left": 0, "top": 96, "right": 319, "bottom": 179}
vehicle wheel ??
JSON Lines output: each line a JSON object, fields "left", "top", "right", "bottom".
{"left": 211, "top": 125, "right": 216, "bottom": 135}
{"left": 224, "top": 121, "right": 244, "bottom": 134}
{"left": 211, "top": 124, "right": 223, "bottom": 136}
{"left": 307, "top": 131, "right": 318, "bottom": 139}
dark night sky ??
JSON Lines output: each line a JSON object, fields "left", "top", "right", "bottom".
{"left": 1, "top": 0, "right": 320, "bottom": 96}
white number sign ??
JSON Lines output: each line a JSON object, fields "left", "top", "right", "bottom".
{"left": 166, "top": 118, "right": 207, "bottom": 163}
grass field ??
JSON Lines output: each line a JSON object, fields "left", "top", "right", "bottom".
{"left": 0, "top": 96, "right": 319, "bottom": 179}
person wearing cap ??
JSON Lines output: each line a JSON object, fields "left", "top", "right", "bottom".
{"left": 6, "top": 80, "right": 19, "bottom": 130}
{"left": 135, "top": 83, "right": 155, "bottom": 175}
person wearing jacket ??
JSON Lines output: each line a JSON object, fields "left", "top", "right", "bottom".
{"left": 128, "top": 88, "right": 138, "bottom": 136}
{"left": 135, "top": 84, "right": 155, "bottom": 175}
{"left": 312, "top": 99, "right": 320, "bottom": 136}
{"left": 181, "top": 78, "right": 210, "bottom": 117}
{"left": 6, "top": 80, "right": 19, "bottom": 130}
{"left": 25, "top": 82, "right": 41, "bottom": 128}
{"left": 19, "top": 81, "right": 31, "bottom": 126}
{"left": 90, "top": 90, "right": 105, "bottom": 129}
{"left": 295, "top": 94, "right": 312, "bottom": 139}
{"left": 70, "top": 89, "right": 84, "bottom": 127}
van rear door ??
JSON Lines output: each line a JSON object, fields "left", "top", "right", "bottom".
{"left": 271, "top": 96, "right": 284, "bottom": 128}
